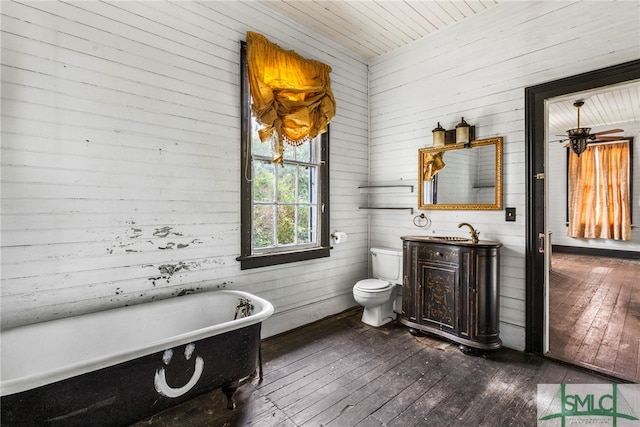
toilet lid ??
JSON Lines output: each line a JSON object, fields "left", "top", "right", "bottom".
{"left": 355, "top": 279, "right": 391, "bottom": 291}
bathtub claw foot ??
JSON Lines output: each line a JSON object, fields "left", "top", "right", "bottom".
{"left": 222, "top": 380, "right": 239, "bottom": 410}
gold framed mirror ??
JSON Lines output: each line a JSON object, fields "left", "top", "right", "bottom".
{"left": 418, "top": 136, "right": 503, "bottom": 210}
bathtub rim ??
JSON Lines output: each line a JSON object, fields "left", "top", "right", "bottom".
{"left": 0, "top": 290, "right": 274, "bottom": 396}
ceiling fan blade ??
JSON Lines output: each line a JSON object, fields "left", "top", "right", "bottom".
{"left": 594, "top": 136, "right": 624, "bottom": 141}
{"left": 595, "top": 128, "right": 624, "bottom": 135}
{"left": 549, "top": 137, "right": 567, "bottom": 142}
{"left": 563, "top": 137, "right": 623, "bottom": 148}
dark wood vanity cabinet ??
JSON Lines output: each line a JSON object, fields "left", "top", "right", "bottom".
{"left": 400, "top": 236, "right": 501, "bottom": 353}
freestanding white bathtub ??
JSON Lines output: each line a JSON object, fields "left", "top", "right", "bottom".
{"left": 0, "top": 290, "right": 274, "bottom": 426}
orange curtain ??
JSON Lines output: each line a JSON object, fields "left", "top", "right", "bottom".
{"left": 246, "top": 32, "right": 336, "bottom": 164}
{"left": 568, "top": 141, "right": 631, "bottom": 240}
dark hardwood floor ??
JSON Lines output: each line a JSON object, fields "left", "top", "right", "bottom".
{"left": 133, "top": 308, "right": 618, "bottom": 427}
{"left": 548, "top": 252, "right": 640, "bottom": 382}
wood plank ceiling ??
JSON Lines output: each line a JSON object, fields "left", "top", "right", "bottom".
{"left": 257, "top": 0, "right": 640, "bottom": 137}
{"left": 547, "top": 81, "right": 640, "bottom": 137}
{"left": 258, "top": 0, "right": 501, "bottom": 61}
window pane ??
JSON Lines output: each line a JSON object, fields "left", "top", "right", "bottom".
{"left": 277, "top": 205, "right": 295, "bottom": 245}
{"left": 298, "top": 140, "right": 312, "bottom": 162}
{"left": 253, "top": 205, "right": 275, "bottom": 248}
{"left": 254, "top": 161, "right": 275, "bottom": 202}
{"left": 251, "top": 118, "right": 271, "bottom": 157}
{"left": 297, "top": 205, "right": 313, "bottom": 243}
{"left": 252, "top": 140, "right": 271, "bottom": 157}
{"left": 277, "top": 164, "right": 297, "bottom": 203}
{"left": 298, "top": 165, "right": 312, "bottom": 203}
{"left": 283, "top": 143, "right": 296, "bottom": 161}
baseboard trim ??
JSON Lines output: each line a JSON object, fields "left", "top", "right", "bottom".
{"left": 552, "top": 245, "right": 640, "bottom": 260}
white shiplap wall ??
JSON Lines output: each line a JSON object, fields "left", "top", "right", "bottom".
{"left": 368, "top": 1, "right": 640, "bottom": 350}
{"left": 0, "top": 0, "right": 370, "bottom": 336}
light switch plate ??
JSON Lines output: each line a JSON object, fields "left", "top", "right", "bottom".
{"left": 505, "top": 207, "right": 516, "bottom": 222}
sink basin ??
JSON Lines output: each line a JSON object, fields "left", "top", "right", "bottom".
{"left": 430, "top": 236, "right": 469, "bottom": 241}
{"left": 424, "top": 236, "right": 470, "bottom": 242}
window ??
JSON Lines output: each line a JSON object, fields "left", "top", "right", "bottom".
{"left": 238, "top": 42, "right": 330, "bottom": 270}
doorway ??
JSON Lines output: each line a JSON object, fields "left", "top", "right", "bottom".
{"left": 524, "top": 60, "right": 640, "bottom": 377}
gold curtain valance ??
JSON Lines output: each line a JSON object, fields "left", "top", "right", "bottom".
{"left": 246, "top": 31, "right": 336, "bottom": 164}
{"left": 423, "top": 151, "right": 446, "bottom": 181}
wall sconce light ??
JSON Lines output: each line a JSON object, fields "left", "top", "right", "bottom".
{"left": 456, "top": 117, "right": 471, "bottom": 147}
{"left": 432, "top": 122, "right": 445, "bottom": 148}
{"left": 431, "top": 119, "right": 476, "bottom": 146}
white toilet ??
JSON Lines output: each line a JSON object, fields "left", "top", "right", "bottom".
{"left": 353, "top": 247, "right": 403, "bottom": 327}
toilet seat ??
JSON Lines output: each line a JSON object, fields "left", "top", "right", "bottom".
{"left": 355, "top": 279, "right": 392, "bottom": 292}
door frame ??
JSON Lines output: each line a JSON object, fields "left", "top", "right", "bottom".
{"left": 524, "top": 59, "right": 640, "bottom": 354}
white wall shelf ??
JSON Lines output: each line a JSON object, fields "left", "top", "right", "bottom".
{"left": 359, "top": 207, "right": 414, "bottom": 213}
{"left": 358, "top": 184, "right": 414, "bottom": 193}
{"left": 359, "top": 184, "right": 414, "bottom": 213}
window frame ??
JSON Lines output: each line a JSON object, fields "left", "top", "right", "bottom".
{"left": 237, "top": 41, "right": 330, "bottom": 270}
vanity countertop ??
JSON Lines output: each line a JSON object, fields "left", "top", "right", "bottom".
{"left": 401, "top": 235, "right": 502, "bottom": 247}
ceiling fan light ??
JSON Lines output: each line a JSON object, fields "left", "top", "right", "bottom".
{"left": 569, "top": 137, "right": 589, "bottom": 156}
{"left": 567, "top": 127, "right": 592, "bottom": 156}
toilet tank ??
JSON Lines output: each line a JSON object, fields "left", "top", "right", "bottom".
{"left": 371, "top": 247, "right": 403, "bottom": 284}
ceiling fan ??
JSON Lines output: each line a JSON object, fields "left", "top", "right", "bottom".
{"left": 556, "top": 100, "right": 624, "bottom": 156}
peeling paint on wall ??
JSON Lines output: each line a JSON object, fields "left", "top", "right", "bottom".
{"left": 107, "top": 226, "right": 203, "bottom": 255}
{"left": 153, "top": 227, "right": 183, "bottom": 238}
{"left": 159, "top": 262, "right": 188, "bottom": 277}
{"left": 159, "top": 239, "right": 201, "bottom": 250}
{"left": 145, "top": 261, "right": 197, "bottom": 287}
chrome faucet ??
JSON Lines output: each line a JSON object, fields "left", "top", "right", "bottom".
{"left": 458, "top": 222, "right": 479, "bottom": 244}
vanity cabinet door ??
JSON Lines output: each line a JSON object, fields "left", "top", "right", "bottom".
{"left": 417, "top": 245, "right": 473, "bottom": 337}
{"left": 418, "top": 259, "right": 458, "bottom": 332}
